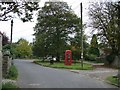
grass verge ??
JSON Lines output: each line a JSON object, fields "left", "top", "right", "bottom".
{"left": 2, "top": 82, "right": 18, "bottom": 90}
{"left": 33, "top": 60, "right": 93, "bottom": 70}
{"left": 106, "top": 76, "right": 119, "bottom": 87}
{"left": 6, "top": 65, "right": 18, "bottom": 80}
{"left": 0, "top": 84, "right": 1, "bottom": 90}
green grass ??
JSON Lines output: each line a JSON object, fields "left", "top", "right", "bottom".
{"left": 106, "top": 76, "right": 119, "bottom": 86}
{"left": 0, "top": 84, "right": 2, "bottom": 90}
{"left": 34, "top": 61, "right": 93, "bottom": 70}
{"left": 6, "top": 65, "right": 18, "bottom": 80}
{"left": 2, "top": 82, "right": 18, "bottom": 90}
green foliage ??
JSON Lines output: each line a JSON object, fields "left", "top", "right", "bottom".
{"left": 32, "top": 36, "right": 46, "bottom": 58}
{"left": 70, "top": 33, "right": 89, "bottom": 60}
{"left": 15, "top": 38, "right": 32, "bottom": 58}
{"left": 90, "top": 34, "right": 98, "bottom": 48}
{"left": 3, "top": 44, "right": 11, "bottom": 50}
{"left": 85, "top": 54, "right": 97, "bottom": 61}
{"left": 0, "top": 1, "right": 39, "bottom": 21}
{"left": 3, "top": 43, "right": 18, "bottom": 59}
{"left": 89, "top": 47, "right": 100, "bottom": 57}
{"left": 3, "top": 44, "right": 11, "bottom": 57}
{"left": 89, "top": 34, "right": 100, "bottom": 57}
{"left": 3, "top": 39, "right": 32, "bottom": 59}
{"left": 33, "top": 1, "right": 81, "bottom": 61}
{"left": 106, "top": 53, "right": 116, "bottom": 64}
{"left": 89, "top": 2, "right": 120, "bottom": 56}
{"left": 7, "top": 65, "right": 18, "bottom": 80}
{"left": 2, "top": 82, "right": 18, "bottom": 90}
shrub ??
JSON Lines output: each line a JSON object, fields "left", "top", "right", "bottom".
{"left": 2, "top": 82, "right": 18, "bottom": 90}
{"left": 7, "top": 65, "right": 18, "bottom": 80}
{"left": 106, "top": 53, "right": 115, "bottom": 64}
{"left": 85, "top": 54, "right": 97, "bottom": 61}
{"left": 89, "top": 47, "right": 100, "bottom": 57}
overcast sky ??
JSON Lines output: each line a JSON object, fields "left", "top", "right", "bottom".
{"left": 0, "top": 0, "right": 118, "bottom": 43}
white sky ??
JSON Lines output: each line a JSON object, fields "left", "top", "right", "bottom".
{"left": 0, "top": 0, "right": 118, "bottom": 43}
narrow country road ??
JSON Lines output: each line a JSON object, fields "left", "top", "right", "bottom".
{"left": 14, "top": 59, "right": 117, "bottom": 88}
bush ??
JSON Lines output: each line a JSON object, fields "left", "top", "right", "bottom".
{"left": 106, "top": 53, "right": 115, "bottom": 64}
{"left": 2, "top": 82, "right": 18, "bottom": 90}
{"left": 85, "top": 54, "right": 97, "bottom": 61}
{"left": 89, "top": 47, "right": 100, "bottom": 57}
{"left": 7, "top": 65, "right": 18, "bottom": 80}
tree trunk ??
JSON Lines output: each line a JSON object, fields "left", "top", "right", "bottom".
{"left": 56, "top": 52, "right": 60, "bottom": 62}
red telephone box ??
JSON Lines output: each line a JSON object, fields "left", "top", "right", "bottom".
{"left": 64, "top": 50, "right": 72, "bottom": 65}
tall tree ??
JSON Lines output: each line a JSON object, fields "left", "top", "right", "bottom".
{"left": 89, "top": 34, "right": 100, "bottom": 57}
{"left": 32, "top": 35, "right": 47, "bottom": 59}
{"left": 33, "top": 1, "right": 81, "bottom": 61}
{"left": 88, "top": 2, "right": 119, "bottom": 56}
{"left": 90, "top": 34, "right": 98, "bottom": 48}
{"left": 70, "top": 33, "right": 89, "bottom": 60}
{"left": 0, "top": 0, "right": 39, "bottom": 22}
{"left": 15, "top": 38, "right": 32, "bottom": 58}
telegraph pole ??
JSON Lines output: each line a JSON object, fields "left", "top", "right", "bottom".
{"left": 0, "top": 33, "right": 2, "bottom": 90}
{"left": 11, "top": 19, "right": 13, "bottom": 44}
{"left": 118, "top": 1, "right": 120, "bottom": 88}
{"left": 10, "top": 19, "right": 13, "bottom": 60}
{"left": 80, "top": 3, "right": 83, "bottom": 69}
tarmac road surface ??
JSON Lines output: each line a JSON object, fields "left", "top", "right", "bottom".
{"left": 14, "top": 60, "right": 117, "bottom": 88}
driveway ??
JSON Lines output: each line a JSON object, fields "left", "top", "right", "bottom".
{"left": 14, "top": 59, "right": 117, "bottom": 88}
